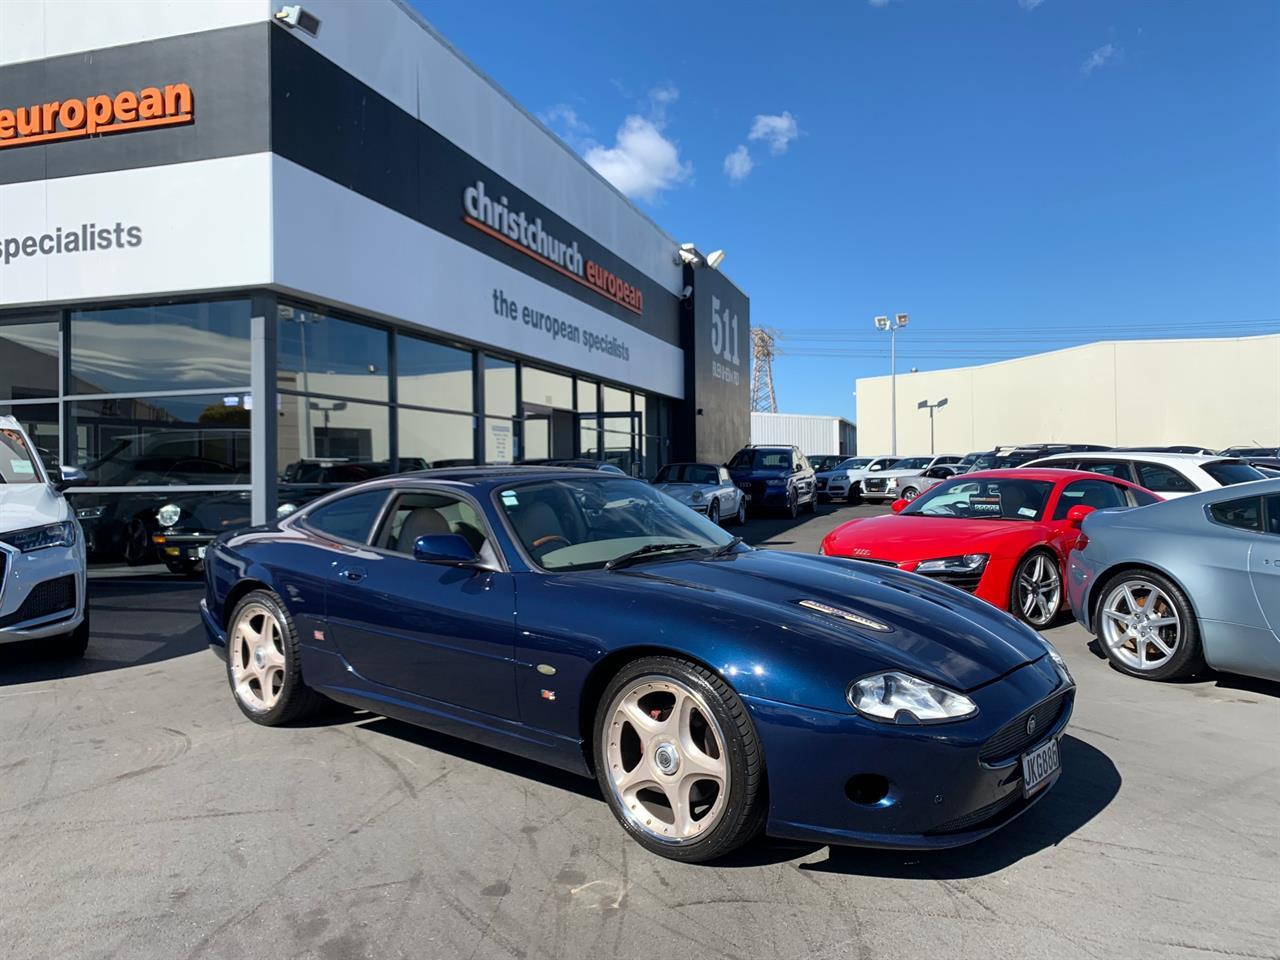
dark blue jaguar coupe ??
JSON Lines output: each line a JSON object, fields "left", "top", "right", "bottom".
{"left": 201, "top": 467, "right": 1074, "bottom": 862}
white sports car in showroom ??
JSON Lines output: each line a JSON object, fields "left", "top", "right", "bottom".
{"left": 0, "top": 417, "right": 89, "bottom": 657}
{"left": 651, "top": 462, "right": 746, "bottom": 525}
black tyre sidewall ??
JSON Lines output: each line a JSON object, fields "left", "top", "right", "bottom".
{"left": 592, "top": 655, "right": 766, "bottom": 863}
{"left": 1011, "top": 550, "right": 1062, "bottom": 628}
{"left": 707, "top": 498, "right": 720, "bottom": 526}
{"left": 57, "top": 611, "right": 90, "bottom": 659}
{"left": 1094, "top": 570, "right": 1203, "bottom": 681}
{"left": 225, "top": 589, "right": 320, "bottom": 725}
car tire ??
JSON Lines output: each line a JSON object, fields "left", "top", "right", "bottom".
{"left": 733, "top": 498, "right": 747, "bottom": 526}
{"left": 901, "top": 487, "right": 920, "bottom": 502}
{"left": 786, "top": 489, "right": 799, "bottom": 519}
{"left": 225, "top": 589, "right": 325, "bottom": 725}
{"left": 1011, "top": 550, "right": 1063, "bottom": 629}
{"left": 1093, "top": 570, "right": 1204, "bottom": 681}
{"left": 593, "top": 655, "right": 767, "bottom": 863}
{"left": 805, "top": 491, "right": 817, "bottom": 513}
{"left": 122, "top": 517, "right": 153, "bottom": 566}
{"left": 707, "top": 498, "right": 720, "bottom": 526}
{"left": 55, "top": 611, "right": 90, "bottom": 659}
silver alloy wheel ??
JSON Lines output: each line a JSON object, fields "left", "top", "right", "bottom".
{"left": 708, "top": 498, "right": 720, "bottom": 526}
{"left": 229, "top": 602, "right": 287, "bottom": 712}
{"left": 902, "top": 487, "right": 919, "bottom": 501}
{"left": 736, "top": 498, "right": 747, "bottom": 524}
{"left": 1017, "top": 553, "right": 1061, "bottom": 627}
{"left": 1099, "top": 579, "right": 1181, "bottom": 672}
{"left": 603, "top": 676, "right": 730, "bottom": 844}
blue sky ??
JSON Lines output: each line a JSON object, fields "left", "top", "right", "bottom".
{"left": 416, "top": 0, "right": 1280, "bottom": 421}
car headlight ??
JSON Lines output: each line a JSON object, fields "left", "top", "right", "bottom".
{"left": 0, "top": 521, "right": 77, "bottom": 552}
{"left": 915, "top": 553, "right": 988, "bottom": 574}
{"left": 276, "top": 502, "right": 299, "bottom": 518}
{"left": 848, "top": 671, "right": 978, "bottom": 724}
{"left": 1045, "top": 645, "right": 1073, "bottom": 683}
{"left": 156, "top": 503, "right": 181, "bottom": 528}
{"left": 75, "top": 505, "right": 106, "bottom": 521}
{"left": 690, "top": 488, "right": 704, "bottom": 502}
{"left": 886, "top": 478, "right": 899, "bottom": 490}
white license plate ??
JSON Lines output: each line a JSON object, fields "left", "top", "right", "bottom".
{"left": 197, "top": 546, "right": 207, "bottom": 560}
{"left": 1021, "top": 738, "right": 1060, "bottom": 796}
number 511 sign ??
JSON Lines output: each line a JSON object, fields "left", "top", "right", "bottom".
{"left": 709, "top": 295, "right": 742, "bottom": 385}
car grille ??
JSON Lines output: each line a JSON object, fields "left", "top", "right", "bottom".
{"left": 917, "top": 570, "right": 983, "bottom": 593}
{"left": 856, "top": 558, "right": 900, "bottom": 568}
{"left": 926, "top": 789, "right": 1024, "bottom": 835}
{"left": 864, "top": 478, "right": 887, "bottom": 492}
{"left": 816, "top": 479, "right": 827, "bottom": 491}
{"left": 0, "top": 574, "right": 77, "bottom": 629}
{"left": 979, "top": 688, "right": 1073, "bottom": 764}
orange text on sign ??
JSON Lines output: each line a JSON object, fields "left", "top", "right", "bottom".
{"left": 0, "top": 84, "right": 193, "bottom": 149}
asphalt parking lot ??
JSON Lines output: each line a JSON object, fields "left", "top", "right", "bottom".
{"left": 1, "top": 500, "right": 1277, "bottom": 960}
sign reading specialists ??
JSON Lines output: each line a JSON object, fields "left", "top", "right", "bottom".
{"left": 463, "top": 180, "right": 646, "bottom": 317}
{"left": 0, "top": 83, "right": 193, "bottom": 149}
{"left": 2, "top": 221, "right": 142, "bottom": 266}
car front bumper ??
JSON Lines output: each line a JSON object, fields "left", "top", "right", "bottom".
{"left": 748, "top": 656, "right": 1073, "bottom": 848}
{"left": 153, "top": 531, "right": 215, "bottom": 565}
{"left": 0, "top": 542, "right": 87, "bottom": 645}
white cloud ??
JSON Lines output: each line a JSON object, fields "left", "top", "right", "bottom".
{"left": 1017, "top": 0, "right": 1045, "bottom": 9}
{"left": 723, "top": 145, "right": 754, "bottom": 183}
{"left": 584, "top": 115, "right": 691, "bottom": 201}
{"left": 648, "top": 83, "right": 679, "bottom": 122}
{"left": 1081, "top": 43, "right": 1120, "bottom": 76}
{"left": 748, "top": 111, "right": 799, "bottom": 155}
{"left": 540, "top": 103, "right": 589, "bottom": 138}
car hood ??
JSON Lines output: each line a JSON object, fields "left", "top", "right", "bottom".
{"left": 826, "top": 514, "right": 1040, "bottom": 562}
{"left": 607, "top": 548, "right": 1046, "bottom": 692}
{"left": 0, "top": 483, "right": 69, "bottom": 532}
{"left": 652, "top": 483, "right": 712, "bottom": 501}
{"left": 728, "top": 468, "right": 789, "bottom": 482}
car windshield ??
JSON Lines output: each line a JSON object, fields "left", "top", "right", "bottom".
{"left": 1202, "top": 460, "right": 1265, "bottom": 486}
{"left": 654, "top": 464, "right": 719, "bottom": 485}
{"left": 836, "top": 458, "right": 872, "bottom": 470}
{"left": 729, "top": 449, "right": 791, "bottom": 471}
{"left": 0, "top": 428, "right": 43, "bottom": 484}
{"left": 889, "top": 457, "right": 931, "bottom": 470}
{"left": 904, "top": 476, "right": 1055, "bottom": 521}
{"left": 498, "top": 477, "right": 734, "bottom": 571}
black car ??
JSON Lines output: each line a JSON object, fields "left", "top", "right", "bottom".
{"left": 807, "top": 454, "right": 844, "bottom": 474}
{"left": 726, "top": 445, "right": 817, "bottom": 518}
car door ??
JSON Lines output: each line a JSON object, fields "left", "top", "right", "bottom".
{"left": 321, "top": 486, "right": 518, "bottom": 719}
{"left": 718, "top": 466, "right": 741, "bottom": 512}
{"left": 1249, "top": 493, "right": 1280, "bottom": 637}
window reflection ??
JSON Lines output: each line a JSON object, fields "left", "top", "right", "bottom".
{"left": 398, "top": 408, "right": 476, "bottom": 468}
{"left": 0, "top": 321, "right": 59, "bottom": 401}
{"left": 522, "top": 367, "right": 573, "bottom": 409}
{"left": 70, "top": 301, "right": 250, "bottom": 394}
{"left": 397, "top": 334, "right": 473, "bottom": 411}
{"left": 277, "top": 307, "right": 389, "bottom": 402}
{"left": 484, "top": 356, "right": 516, "bottom": 417}
{"left": 0, "top": 403, "right": 59, "bottom": 473}
{"left": 277, "top": 394, "right": 390, "bottom": 469}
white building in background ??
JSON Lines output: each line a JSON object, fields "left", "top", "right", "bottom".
{"left": 855, "top": 333, "right": 1280, "bottom": 455}
{"left": 750, "top": 412, "right": 857, "bottom": 456}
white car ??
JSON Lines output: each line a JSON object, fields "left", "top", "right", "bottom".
{"left": 651, "top": 462, "right": 746, "bottom": 525}
{"left": 814, "top": 455, "right": 896, "bottom": 501}
{"left": 1020, "top": 451, "right": 1266, "bottom": 499}
{"left": 0, "top": 417, "right": 89, "bottom": 657}
{"left": 859, "top": 455, "right": 965, "bottom": 502}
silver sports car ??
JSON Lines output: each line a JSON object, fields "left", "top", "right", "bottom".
{"left": 1067, "top": 478, "right": 1280, "bottom": 682}
{"left": 651, "top": 462, "right": 746, "bottom": 526}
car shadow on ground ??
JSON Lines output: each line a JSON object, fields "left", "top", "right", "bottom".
{"left": 0, "top": 577, "right": 206, "bottom": 686}
{"left": 1084, "top": 639, "right": 1280, "bottom": 699}
{"left": 793, "top": 734, "right": 1120, "bottom": 879}
{"left": 741, "top": 498, "right": 873, "bottom": 550}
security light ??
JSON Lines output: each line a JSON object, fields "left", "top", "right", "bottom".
{"left": 275, "top": 4, "right": 321, "bottom": 36}
{"left": 706, "top": 250, "right": 726, "bottom": 270}
{"left": 895, "top": 312, "right": 910, "bottom": 327}
{"left": 874, "top": 315, "right": 890, "bottom": 331}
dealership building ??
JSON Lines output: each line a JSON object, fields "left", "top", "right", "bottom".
{"left": 0, "top": 0, "right": 749, "bottom": 561}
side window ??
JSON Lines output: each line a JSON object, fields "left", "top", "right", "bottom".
{"left": 302, "top": 489, "right": 390, "bottom": 543}
{"left": 1053, "top": 479, "right": 1129, "bottom": 519}
{"left": 376, "top": 491, "right": 490, "bottom": 556}
{"left": 1208, "top": 497, "right": 1262, "bottom": 532}
{"left": 1077, "top": 460, "right": 1134, "bottom": 483}
{"left": 1136, "top": 462, "right": 1195, "bottom": 493}
{"left": 1129, "top": 488, "right": 1161, "bottom": 507}
{"left": 1266, "top": 495, "right": 1280, "bottom": 535}
{"left": 719, "top": 467, "right": 731, "bottom": 485}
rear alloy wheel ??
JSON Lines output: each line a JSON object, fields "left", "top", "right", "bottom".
{"left": 1096, "top": 571, "right": 1203, "bottom": 681}
{"left": 901, "top": 487, "right": 920, "bottom": 502}
{"left": 1012, "top": 551, "right": 1062, "bottom": 628}
{"left": 805, "top": 490, "right": 817, "bottom": 513}
{"left": 786, "top": 490, "right": 799, "bottom": 519}
{"left": 707, "top": 498, "right": 720, "bottom": 526}
{"left": 226, "top": 590, "right": 324, "bottom": 725}
{"left": 594, "top": 657, "right": 766, "bottom": 862}
{"left": 734, "top": 498, "right": 747, "bottom": 525}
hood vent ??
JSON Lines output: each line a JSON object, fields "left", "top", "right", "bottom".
{"left": 797, "top": 599, "right": 892, "bottom": 633}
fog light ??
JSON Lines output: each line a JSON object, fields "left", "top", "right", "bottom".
{"left": 845, "top": 773, "right": 891, "bottom": 806}
{"left": 164, "top": 546, "right": 180, "bottom": 557}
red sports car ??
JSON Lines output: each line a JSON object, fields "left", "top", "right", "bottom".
{"left": 819, "top": 469, "right": 1161, "bottom": 628}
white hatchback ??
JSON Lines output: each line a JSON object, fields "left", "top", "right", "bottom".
{"left": 0, "top": 417, "right": 89, "bottom": 657}
{"left": 1019, "top": 451, "right": 1266, "bottom": 499}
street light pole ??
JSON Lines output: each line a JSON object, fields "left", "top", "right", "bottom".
{"left": 917, "top": 397, "right": 949, "bottom": 455}
{"left": 874, "top": 313, "right": 910, "bottom": 456}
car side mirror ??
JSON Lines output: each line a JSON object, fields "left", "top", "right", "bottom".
{"left": 1066, "top": 504, "right": 1095, "bottom": 526}
{"left": 413, "top": 533, "right": 478, "bottom": 566}
{"left": 55, "top": 465, "right": 88, "bottom": 492}
{"left": 891, "top": 498, "right": 909, "bottom": 513}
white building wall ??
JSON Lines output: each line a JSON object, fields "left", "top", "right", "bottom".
{"left": 855, "top": 334, "right": 1280, "bottom": 455}
{"left": 750, "top": 413, "right": 855, "bottom": 456}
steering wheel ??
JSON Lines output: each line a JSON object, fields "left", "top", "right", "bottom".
{"left": 531, "top": 534, "right": 571, "bottom": 549}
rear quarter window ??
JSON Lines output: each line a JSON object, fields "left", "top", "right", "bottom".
{"left": 301, "top": 489, "right": 390, "bottom": 543}
{"left": 1208, "top": 496, "right": 1262, "bottom": 531}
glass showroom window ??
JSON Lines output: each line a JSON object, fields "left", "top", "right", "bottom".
{"left": 276, "top": 395, "right": 390, "bottom": 474}
{"left": 277, "top": 305, "right": 390, "bottom": 403}
{"left": 483, "top": 356, "right": 517, "bottom": 463}
{"left": 521, "top": 366, "right": 574, "bottom": 461}
{"left": 0, "top": 317, "right": 60, "bottom": 402}
{"left": 399, "top": 408, "right": 476, "bottom": 468}
{"left": 396, "top": 333, "right": 473, "bottom": 412}
{"left": 0, "top": 402, "right": 60, "bottom": 473}
{"left": 69, "top": 300, "right": 251, "bottom": 394}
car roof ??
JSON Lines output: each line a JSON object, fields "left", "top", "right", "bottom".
{"left": 391, "top": 465, "right": 622, "bottom": 488}
{"left": 960, "top": 467, "right": 1122, "bottom": 482}
{"left": 1025, "top": 451, "right": 1238, "bottom": 466}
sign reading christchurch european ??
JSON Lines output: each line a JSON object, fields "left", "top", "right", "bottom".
{"left": 0, "top": 82, "right": 193, "bottom": 148}
{"left": 462, "top": 180, "right": 645, "bottom": 317}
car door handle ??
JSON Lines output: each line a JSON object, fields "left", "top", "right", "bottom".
{"left": 338, "top": 566, "right": 367, "bottom": 583}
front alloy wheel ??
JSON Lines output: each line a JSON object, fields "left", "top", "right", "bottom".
{"left": 786, "top": 489, "right": 799, "bottom": 519}
{"left": 901, "top": 487, "right": 920, "bottom": 502}
{"left": 594, "top": 657, "right": 766, "bottom": 862}
{"left": 707, "top": 498, "right": 720, "bottom": 526}
{"left": 1096, "top": 572, "right": 1203, "bottom": 680}
{"left": 734, "top": 498, "right": 747, "bottom": 525}
{"left": 1013, "top": 551, "right": 1061, "bottom": 628}
{"left": 226, "top": 590, "right": 324, "bottom": 724}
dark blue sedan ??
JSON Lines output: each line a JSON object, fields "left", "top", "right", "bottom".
{"left": 201, "top": 467, "right": 1074, "bottom": 862}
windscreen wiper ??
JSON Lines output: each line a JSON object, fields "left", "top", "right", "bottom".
{"left": 711, "top": 536, "right": 744, "bottom": 558}
{"left": 605, "top": 542, "right": 706, "bottom": 570}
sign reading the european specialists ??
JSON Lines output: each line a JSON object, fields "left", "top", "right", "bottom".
{"left": 462, "top": 180, "right": 646, "bottom": 317}
{"left": 0, "top": 83, "right": 193, "bottom": 149}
